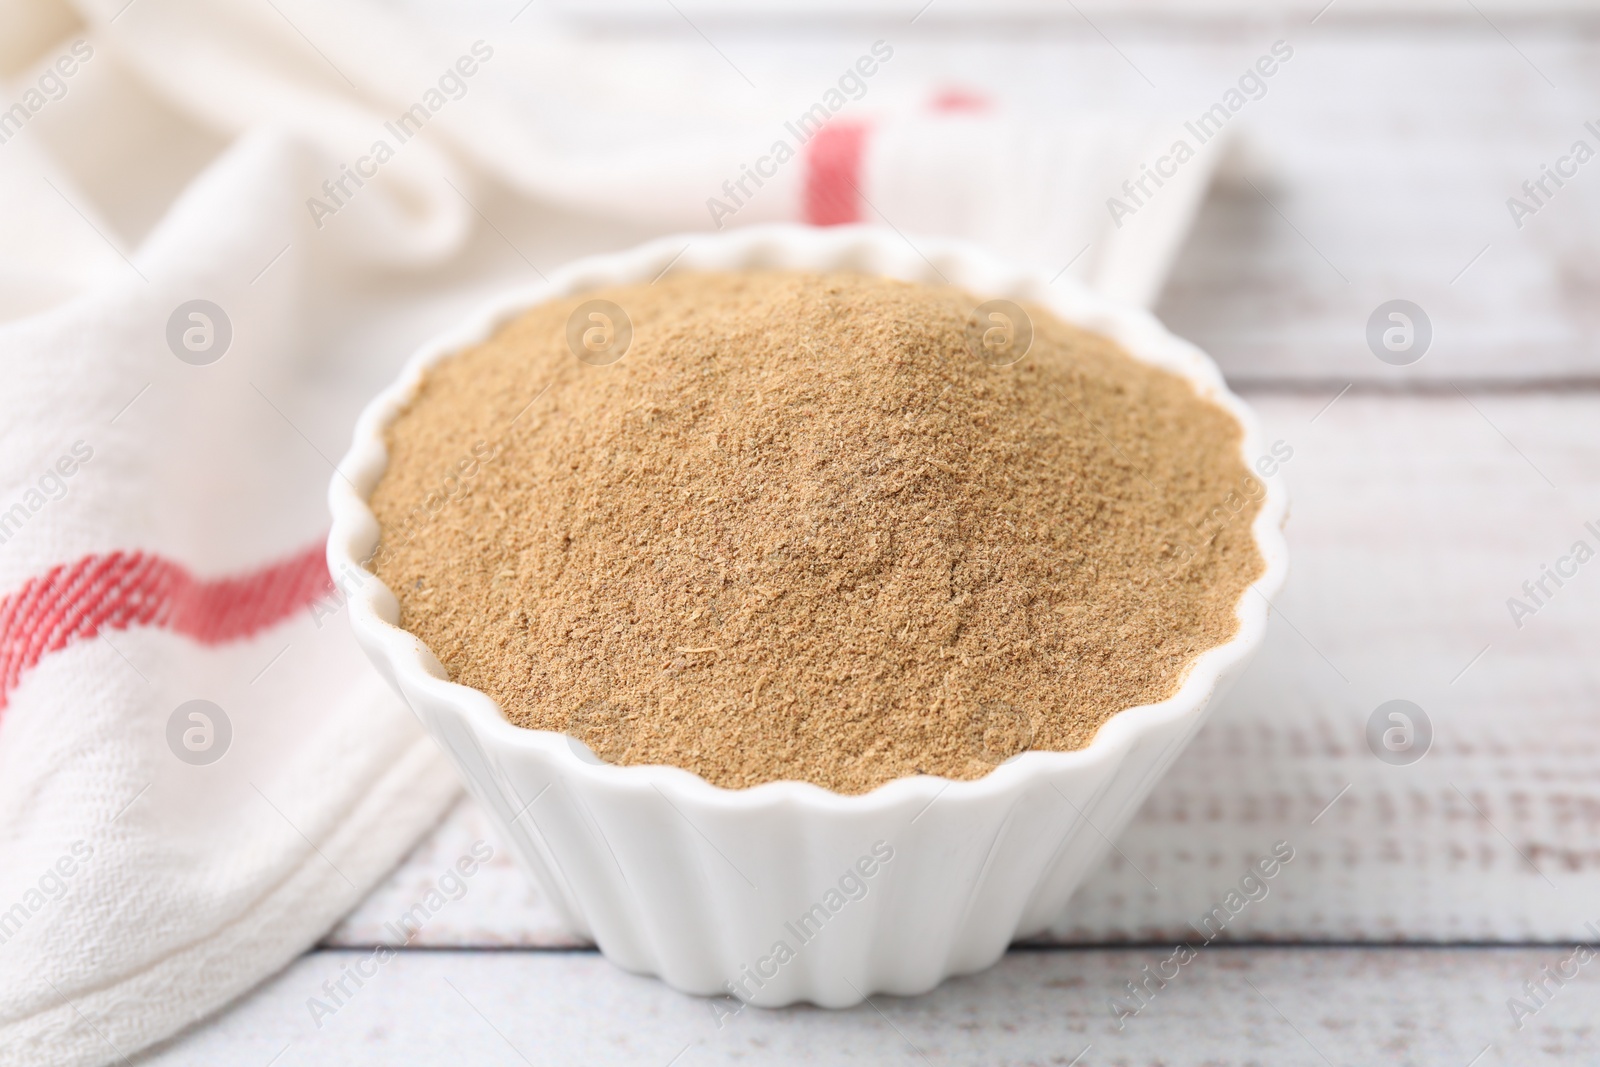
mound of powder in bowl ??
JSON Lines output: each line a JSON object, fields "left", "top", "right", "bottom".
{"left": 367, "top": 271, "right": 1265, "bottom": 794}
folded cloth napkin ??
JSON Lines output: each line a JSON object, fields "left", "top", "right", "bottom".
{"left": 0, "top": 1, "right": 1221, "bottom": 1063}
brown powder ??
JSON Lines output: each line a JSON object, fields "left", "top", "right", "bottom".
{"left": 368, "top": 271, "right": 1264, "bottom": 794}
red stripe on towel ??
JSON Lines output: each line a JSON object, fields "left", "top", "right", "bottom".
{"left": 0, "top": 541, "right": 333, "bottom": 710}
{"left": 802, "top": 122, "right": 869, "bottom": 226}
{"left": 929, "top": 87, "right": 991, "bottom": 112}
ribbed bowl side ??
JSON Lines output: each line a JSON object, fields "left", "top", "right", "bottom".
{"left": 396, "top": 664, "right": 1189, "bottom": 1007}
{"left": 332, "top": 223, "right": 1290, "bottom": 1009}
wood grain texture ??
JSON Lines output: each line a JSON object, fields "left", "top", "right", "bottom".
{"left": 1154, "top": 28, "right": 1600, "bottom": 385}
{"left": 134, "top": 946, "right": 1600, "bottom": 1065}
{"left": 328, "top": 392, "right": 1600, "bottom": 947}
{"left": 519, "top": 22, "right": 1600, "bottom": 381}
{"left": 915, "top": 28, "right": 1600, "bottom": 383}
{"left": 150, "top": 13, "right": 1600, "bottom": 1065}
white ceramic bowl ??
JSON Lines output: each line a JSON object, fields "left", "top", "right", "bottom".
{"left": 328, "top": 224, "right": 1289, "bottom": 1008}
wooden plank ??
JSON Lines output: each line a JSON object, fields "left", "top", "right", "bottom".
{"left": 1155, "top": 25, "right": 1600, "bottom": 384}
{"left": 135, "top": 946, "right": 1598, "bottom": 1065}
{"left": 971, "top": 31, "right": 1600, "bottom": 383}
{"left": 326, "top": 792, "right": 583, "bottom": 950}
{"left": 328, "top": 392, "right": 1600, "bottom": 948}
{"left": 509, "top": 27, "right": 1600, "bottom": 381}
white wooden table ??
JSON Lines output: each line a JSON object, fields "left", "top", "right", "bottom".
{"left": 135, "top": 945, "right": 1600, "bottom": 1065}
{"left": 141, "top": 3, "right": 1600, "bottom": 1062}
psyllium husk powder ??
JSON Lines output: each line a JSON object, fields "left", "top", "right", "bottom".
{"left": 368, "top": 271, "right": 1265, "bottom": 794}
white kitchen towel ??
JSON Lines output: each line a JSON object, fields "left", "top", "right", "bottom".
{"left": 0, "top": 1, "right": 1220, "bottom": 1064}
